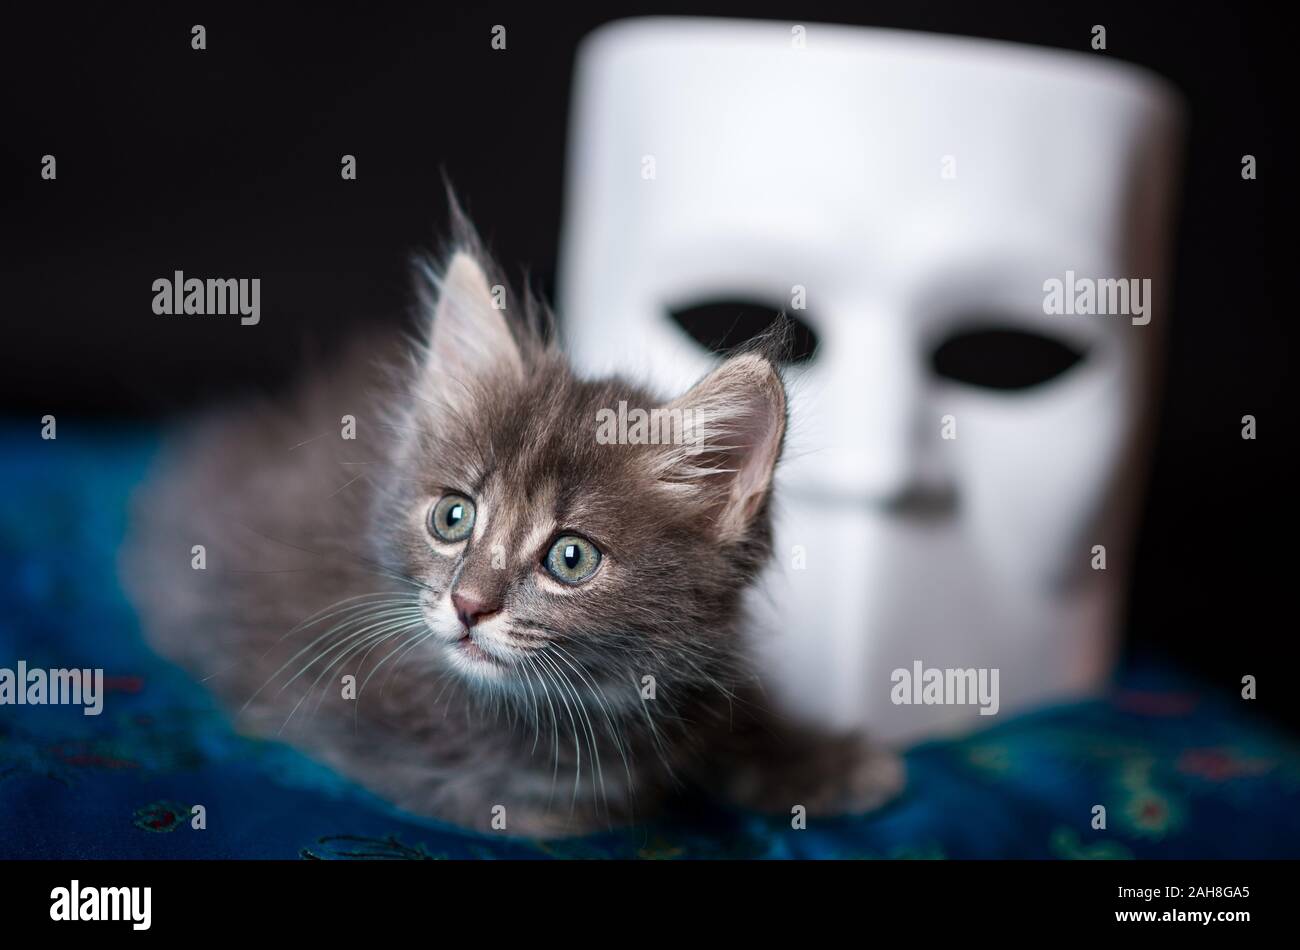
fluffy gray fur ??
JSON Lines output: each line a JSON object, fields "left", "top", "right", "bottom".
{"left": 122, "top": 213, "right": 902, "bottom": 836}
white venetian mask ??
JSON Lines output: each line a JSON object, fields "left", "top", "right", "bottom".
{"left": 559, "top": 18, "right": 1183, "bottom": 740}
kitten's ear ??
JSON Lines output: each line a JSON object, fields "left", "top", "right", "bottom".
{"left": 421, "top": 251, "right": 523, "bottom": 397}
{"left": 660, "top": 354, "right": 786, "bottom": 542}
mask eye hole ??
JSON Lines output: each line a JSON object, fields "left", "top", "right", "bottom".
{"left": 668, "top": 299, "right": 818, "bottom": 363}
{"left": 930, "top": 325, "right": 1087, "bottom": 391}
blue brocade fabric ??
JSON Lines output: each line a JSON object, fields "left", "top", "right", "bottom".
{"left": 2, "top": 423, "right": 1298, "bottom": 860}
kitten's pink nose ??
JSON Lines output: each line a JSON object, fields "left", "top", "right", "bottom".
{"left": 452, "top": 592, "right": 500, "bottom": 630}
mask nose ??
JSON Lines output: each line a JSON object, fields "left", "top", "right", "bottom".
{"left": 787, "top": 311, "right": 956, "bottom": 512}
{"left": 451, "top": 591, "right": 501, "bottom": 630}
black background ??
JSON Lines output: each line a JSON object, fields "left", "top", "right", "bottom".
{"left": 5, "top": 858, "right": 1289, "bottom": 934}
{"left": 1, "top": 3, "right": 1293, "bottom": 726}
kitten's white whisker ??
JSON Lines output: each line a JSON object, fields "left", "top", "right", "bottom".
{"left": 287, "top": 431, "right": 331, "bottom": 451}
{"left": 203, "top": 593, "right": 412, "bottom": 686}
{"left": 377, "top": 631, "right": 434, "bottom": 700}
{"left": 325, "top": 472, "right": 367, "bottom": 499}
{"left": 550, "top": 643, "right": 634, "bottom": 799}
{"left": 305, "top": 627, "right": 407, "bottom": 721}
{"left": 269, "top": 608, "right": 423, "bottom": 700}
{"left": 533, "top": 651, "right": 582, "bottom": 812}
{"left": 319, "top": 619, "right": 427, "bottom": 721}
{"left": 636, "top": 670, "right": 675, "bottom": 779}
{"left": 282, "top": 620, "right": 421, "bottom": 733}
{"left": 512, "top": 653, "right": 545, "bottom": 756}
{"left": 538, "top": 648, "right": 605, "bottom": 819}
{"left": 239, "top": 603, "right": 422, "bottom": 712}
{"left": 350, "top": 625, "right": 429, "bottom": 706}
{"left": 522, "top": 653, "right": 561, "bottom": 806}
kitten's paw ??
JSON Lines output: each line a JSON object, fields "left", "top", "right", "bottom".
{"left": 819, "top": 739, "right": 906, "bottom": 816}
{"left": 724, "top": 734, "right": 906, "bottom": 818}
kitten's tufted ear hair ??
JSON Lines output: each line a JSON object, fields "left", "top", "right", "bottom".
{"left": 657, "top": 353, "right": 787, "bottom": 542}
{"left": 417, "top": 250, "right": 524, "bottom": 403}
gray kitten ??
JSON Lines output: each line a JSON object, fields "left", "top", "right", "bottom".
{"left": 122, "top": 218, "right": 902, "bottom": 836}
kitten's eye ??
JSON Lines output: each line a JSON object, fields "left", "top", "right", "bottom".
{"left": 931, "top": 324, "right": 1087, "bottom": 390}
{"left": 429, "top": 494, "right": 476, "bottom": 542}
{"left": 668, "top": 299, "right": 818, "bottom": 363}
{"left": 543, "top": 535, "right": 601, "bottom": 585}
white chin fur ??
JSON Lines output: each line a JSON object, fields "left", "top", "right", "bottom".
{"left": 424, "top": 599, "right": 517, "bottom": 683}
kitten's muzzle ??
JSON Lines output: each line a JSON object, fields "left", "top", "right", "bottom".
{"left": 451, "top": 591, "right": 501, "bottom": 631}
